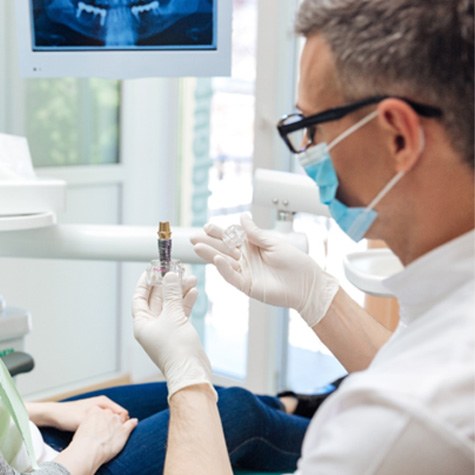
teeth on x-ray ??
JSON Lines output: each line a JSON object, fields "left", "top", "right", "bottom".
{"left": 131, "top": 1, "right": 160, "bottom": 21}
{"left": 76, "top": 1, "right": 161, "bottom": 26}
{"left": 39, "top": 0, "right": 210, "bottom": 47}
{"left": 76, "top": 2, "right": 107, "bottom": 26}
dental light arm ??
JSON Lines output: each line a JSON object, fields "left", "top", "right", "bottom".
{"left": 0, "top": 224, "right": 202, "bottom": 263}
{"left": 253, "top": 168, "right": 330, "bottom": 252}
{"left": 0, "top": 168, "right": 329, "bottom": 263}
{"left": 253, "top": 168, "right": 330, "bottom": 220}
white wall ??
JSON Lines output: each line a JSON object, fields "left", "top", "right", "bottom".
{"left": 0, "top": 0, "right": 183, "bottom": 397}
{"left": 0, "top": 0, "right": 310, "bottom": 398}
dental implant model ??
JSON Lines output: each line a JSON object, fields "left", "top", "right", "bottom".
{"left": 157, "top": 221, "right": 172, "bottom": 276}
{"left": 222, "top": 224, "right": 246, "bottom": 250}
{"left": 146, "top": 221, "right": 184, "bottom": 286}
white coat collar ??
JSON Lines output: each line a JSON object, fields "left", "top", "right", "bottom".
{"left": 383, "top": 230, "right": 475, "bottom": 324}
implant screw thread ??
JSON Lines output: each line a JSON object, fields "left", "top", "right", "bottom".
{"left": 159, "top": 240, "right": 172, "bottom": 276}
{"left": 158, "top": 221, "right": 172, "bottom": 277}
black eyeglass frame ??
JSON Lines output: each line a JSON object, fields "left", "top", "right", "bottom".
{"left": 276, "top": 95, "right": 443, "bottom": 154}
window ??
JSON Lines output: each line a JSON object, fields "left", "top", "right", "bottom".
{"left": 205, "top": 0, "right": 257, "bottom": 379}
{"left": 182, "top": 0, "right": 258, "bottom": 380}
{"left": 25, "top": 78, "right": 120, "bottom": 167}
{"left": 182, "top": 0, "right": 364, "bottom": 392}
{"left": 286, "top": 215, "right": 365, "bottom": 392}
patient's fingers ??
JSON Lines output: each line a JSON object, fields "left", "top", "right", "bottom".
{"left": 95, "top": 397, "right": 130, "bottom": 418}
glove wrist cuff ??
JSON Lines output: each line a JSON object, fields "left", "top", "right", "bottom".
{"left": 166, "top": 356, "right": 217, "bottom": 402}
{"left": 300, "top": 273, "right": 339, "bottom": 327}
{"left": 167, "top": 380, "right": 218, "bottom": 403}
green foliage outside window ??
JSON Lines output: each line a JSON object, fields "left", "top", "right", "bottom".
{"left": 25, "top": 78, "right": 120, "bottom": 167}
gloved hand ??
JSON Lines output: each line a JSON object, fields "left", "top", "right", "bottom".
{"left": 191, "top": 214, "right": 339, "bottom": 327}
{"left": 132, "top": 272, "right": 216, "bottom": 400}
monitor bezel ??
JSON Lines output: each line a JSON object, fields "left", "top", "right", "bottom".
{"left": 15, "top": 0, "right": 232, "bottom": 79}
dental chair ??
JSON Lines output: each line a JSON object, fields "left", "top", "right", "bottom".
{"left": 235, "top": 472, "right": 284, "bottom": 475}
{"left": 0, "top": 168, "right": 401, "bottom": 475}
{"left": 0, "top": 293, "right": 35, "bottom": 378}
{"left": 1, "top": 350, "right": 35, "bottom": 377}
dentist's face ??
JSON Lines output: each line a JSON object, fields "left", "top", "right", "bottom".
{"left": 296, "top": 35, "right": 391, "bottom": 212}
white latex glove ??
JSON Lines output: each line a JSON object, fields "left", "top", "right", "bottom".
{"left": 191, "top": 214, "right": 340, "bottom": 327}
{"left": 132, "top": 272, "right": 216, "bottom": 400}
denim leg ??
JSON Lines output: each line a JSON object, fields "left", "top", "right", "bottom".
{"left": 99, "top": 386, "right": 307, "bottom": 474}
{"left": 64, "top": 382, "right": 171, "bottom": 418}
{"left": 97, "top": 408, "right": 170, "bottom": 474}
{"left": 41, "top": 384, "right": 308, "bottom": 474}
{"left": 220, "top": 387, "right": 309, "bottom": 472}
{"left": 41, "top": 382, "right": 171, "bottom": 452}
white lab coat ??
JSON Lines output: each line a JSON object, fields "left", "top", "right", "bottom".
{"left": 297, "top": 231, "right": 475, "bottom": 474}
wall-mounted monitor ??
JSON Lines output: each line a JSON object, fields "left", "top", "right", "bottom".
{"left": 15, "top": 0, "right": 232, "bottom": 79}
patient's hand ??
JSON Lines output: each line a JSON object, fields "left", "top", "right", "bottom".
{"left": 26, "top": 396, "right": 129, "bottom": 431}
{"left": 54, "top": 405, "right": 137, "bottom": 475}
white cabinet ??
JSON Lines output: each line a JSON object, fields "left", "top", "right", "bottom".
{"left": 0, "top": 184, "right": 122, "bottom": 399}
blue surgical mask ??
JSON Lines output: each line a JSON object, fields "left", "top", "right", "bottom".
{"left": 298, "top": 111, "right": 405, "bottom": 242}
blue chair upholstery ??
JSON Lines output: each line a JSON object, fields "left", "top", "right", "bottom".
{"left": 234, "top": 471, "right": 284, "bottom": 475}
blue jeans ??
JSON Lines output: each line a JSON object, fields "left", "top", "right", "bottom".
{"left": 41, "top": 383, "right": 309, "bottom": 474}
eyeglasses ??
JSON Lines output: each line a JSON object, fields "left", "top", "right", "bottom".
{"left": 276, "top": 95, "right": 443, "bottom": 154}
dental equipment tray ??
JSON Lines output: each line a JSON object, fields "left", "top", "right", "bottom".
{"left": 343, "top": 249, "right": 403, "bottom": 297}
{"left": 0, "top": 179, "right": 66, "bottom": 216}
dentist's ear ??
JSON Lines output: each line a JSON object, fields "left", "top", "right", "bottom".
{"left": 377, "top": 98, "right": 426, "bottom": 173}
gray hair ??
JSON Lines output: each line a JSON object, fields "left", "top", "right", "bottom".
{"left": 295, "top": 0, "right": 474, "bottom": 167}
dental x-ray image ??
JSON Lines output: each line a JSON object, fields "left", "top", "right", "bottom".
{"left": 31, "top": 0, "right": 215, "bottom": 50}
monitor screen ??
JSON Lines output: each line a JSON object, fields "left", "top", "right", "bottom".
{"left": 15, "top": 0, "right": 232, "bottom": 78}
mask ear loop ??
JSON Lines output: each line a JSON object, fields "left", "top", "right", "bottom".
{"left": 362, "top": 124, "right": 425, "bottom": 214}
{"left": 364, "top": 127, "right": 424, "bottom": 214}
{"left": 346, "top": 169, "right": 405, "bottom": 240}
{"left": 366, "top": 170, "right": 405, "bottom": 212}
{"left": 419, "top": 128, "right": 425, "bottom": 155}
{"left": 328, "top": 110, "right": 379, "bottom": 151}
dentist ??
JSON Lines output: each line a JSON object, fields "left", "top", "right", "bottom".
{"left": 133, "top": 0, "right": 474, "bottom": 473}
